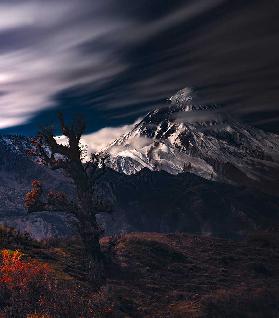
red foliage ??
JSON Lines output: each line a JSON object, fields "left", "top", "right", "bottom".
{"left": 0, "top": 249, "right": 114, "bottom": 317}
{"left": 31, "top": 180, "right": 42, "bottom": 189}
{"left": 0, "top": 249, "right": 54, "bottom": 317}
{"left": 0, "top": 250, "right": 51, "bottom": 289}
{"left": 25, "top": 180, "right": 72, "bottom": 212}
{"left": 24, "top": 180, "right": 43, "bottom": 212}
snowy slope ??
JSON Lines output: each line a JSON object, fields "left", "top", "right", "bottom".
{"left": 101, "top": 88, "right": 279, "bottom": 190}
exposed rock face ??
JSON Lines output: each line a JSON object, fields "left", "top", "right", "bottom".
{"left": 102, "top": 88, "right": 279, "bottom": 195}
{"left": 0, "top": 210, "right": 77, "bottom": 240}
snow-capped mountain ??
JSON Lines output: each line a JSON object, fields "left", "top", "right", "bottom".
{"left": 101, "top": 88, "right": 279, "bottom": 192}
{"left": 0, "top": 106, "right": 279, "bottom": 239}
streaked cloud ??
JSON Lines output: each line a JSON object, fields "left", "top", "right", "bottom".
{"left": 0, "top": 0, "right": 130, "bottom": 128}
{"left": 0, "top": 0, "right": 278, "bottom": 134}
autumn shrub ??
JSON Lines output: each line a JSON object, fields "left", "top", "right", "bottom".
{"left": 25, "top": 181, "right": 73, "bottom": 213}
{"left": 0, "top": 249, "right": 53, "bottom": 317}
{"left": 24, "top": 180, "right": 44, "bottom": 212}
{"left": 0, "top": 249, "right": 114, "bottom": 318}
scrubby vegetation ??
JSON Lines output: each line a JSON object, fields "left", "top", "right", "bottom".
{"left": 24, "top": 180, "right": 44, "bottom": 212}
{"left": 24, "top": 180, "right": 72, "bottom": 212}
{"left": 0, "top": 226, "right": 278, "bottom": 317}
{"left": 0, "top": 226, "right": 113, "bottom": 318}
{"left": 0, "top": 248, "right": 114, "bottom": 318}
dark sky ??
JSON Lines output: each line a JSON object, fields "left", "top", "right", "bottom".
{"left": 1, "top": 0, "right": 279, "bottom": 139}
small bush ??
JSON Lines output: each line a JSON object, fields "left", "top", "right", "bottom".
{"left": 0, "top": 249, "right": 114, "bottom": 318}
{"left": 0, "top": 249, "right": 53, "bottom": 317}
{"left": 24, "top": 180, "right": 44, "bottom": 212}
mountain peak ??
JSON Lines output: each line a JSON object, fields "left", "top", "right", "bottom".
{"left": 169, "top": 87, "right": 194, "bottom": 106}
{"left": 168, "top": 87, "right": 218, "bottom": 113}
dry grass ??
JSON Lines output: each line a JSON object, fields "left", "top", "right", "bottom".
{"left": 0, "top": 227, "right": 278, "bottom": 317}
{"left": 102, "top": 232, "right": 279, "bottom": 317}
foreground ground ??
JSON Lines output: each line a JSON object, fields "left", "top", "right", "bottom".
{"left": 0, "top": 228, "right": 279, "bottom": 317}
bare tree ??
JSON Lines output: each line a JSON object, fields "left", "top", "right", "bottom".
{"left": 31, "top": 112, "right": 106, "bottom": 285}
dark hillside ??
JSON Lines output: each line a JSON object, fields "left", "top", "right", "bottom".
{"left": 0, "top": 228, "right": 278, "bottom": 317}
{"left": 98, "top": 168, "right": 279, "bottom": 238}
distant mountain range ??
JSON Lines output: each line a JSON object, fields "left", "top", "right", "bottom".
{"left": 0, "top": 87, "right": 278, "bottom": 239}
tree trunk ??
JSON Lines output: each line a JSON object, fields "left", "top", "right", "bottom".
{"left": 68, "top": 162, "right": 105, "bottom": 286}
{"left": 78, "top": 214, "right": 105, "bottom": 287}
{"left": 76, "top": 183, "right": 105, "bottom": 286}
{"left": 35, "top": 114, "right": 106, "bottom": 287}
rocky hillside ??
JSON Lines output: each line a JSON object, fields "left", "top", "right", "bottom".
{"left": 0, "top": 134, "right": 74, "bottom": 211}
{"left": 0, "top": 135, "right": 76, "bottom": 239}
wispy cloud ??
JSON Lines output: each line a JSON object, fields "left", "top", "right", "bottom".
{"left": 56, "top": 118, "right": 141, "bottom": 157}
{"left": 0, "top": 0, "right": 130, "bottom": 128}
{"left": 82, "top": 122, "right": 137, "bottom": 153}
{"left": 0, "top": 0, "right": 278, "bottom": 133}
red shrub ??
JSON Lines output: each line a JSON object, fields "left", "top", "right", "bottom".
{"left": 0, "top": 249, "right": 54, "bottom": 317}
{"left": 24, "top": 180, "right": 43, "bottom": 212}
{"left": 0, "top": 250, "right": 114, "bottom": 317}
{"left": 0, "top": 249, "right": 51, "bottom": 289}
